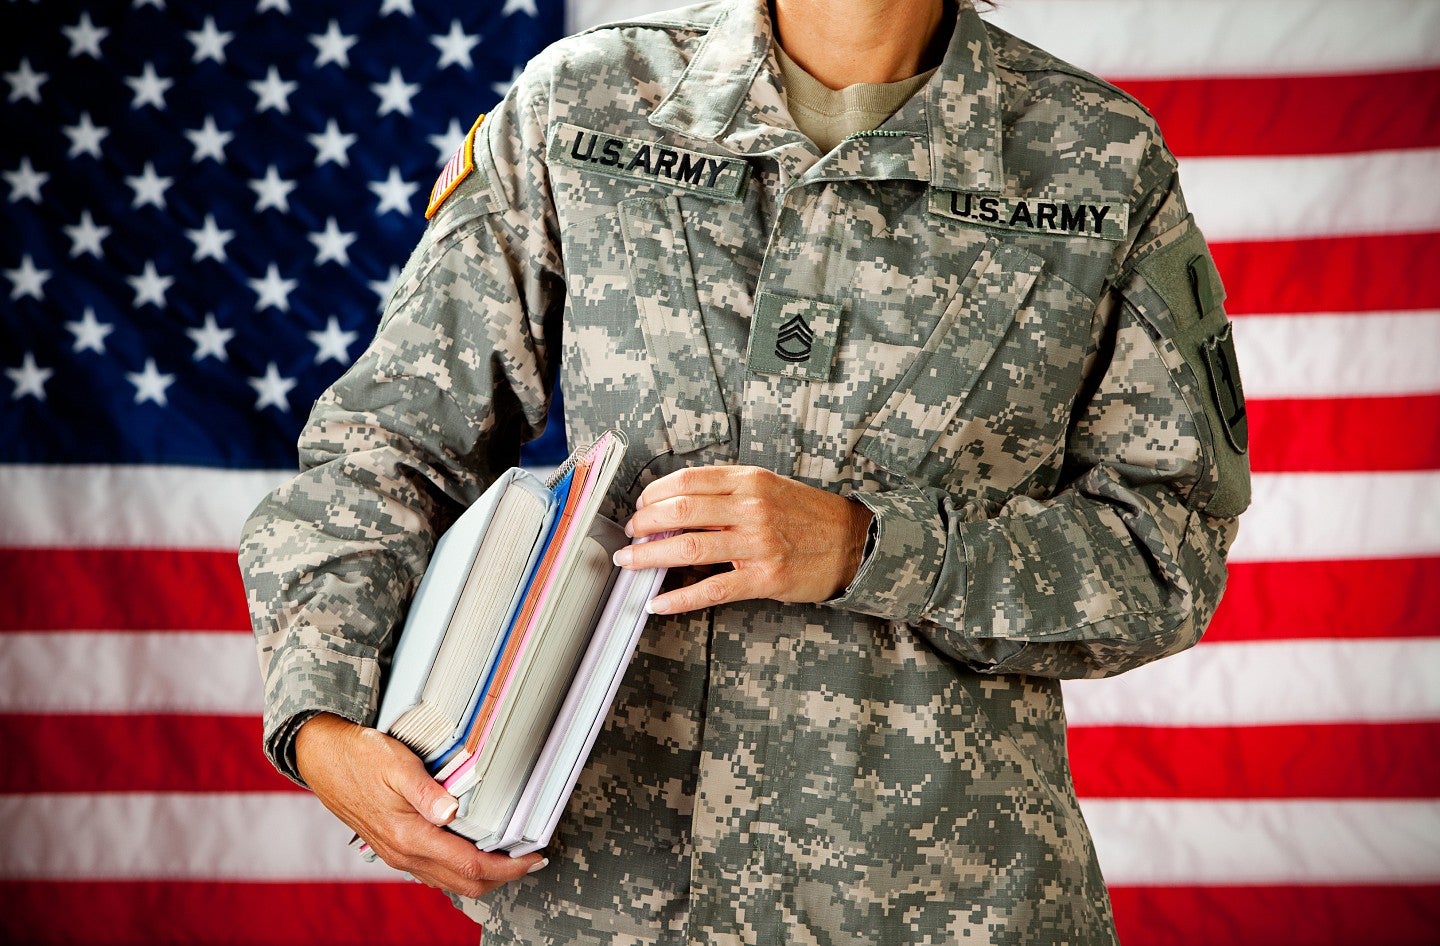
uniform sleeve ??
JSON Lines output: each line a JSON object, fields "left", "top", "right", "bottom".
{"left": 829, "top": 149, "right": 1251, "bottom": 680}
{"left": 237, "top": 74, "right": 564, "bottom": 784}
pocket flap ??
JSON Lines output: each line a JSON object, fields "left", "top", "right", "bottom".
{"left": 618, "top": 196, "right": 731, "bottom": 455}
{"left": 856, "top": 241, "right": 1044, "bottom": 478}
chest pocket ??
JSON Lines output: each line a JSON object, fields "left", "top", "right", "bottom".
{"left": 616, "top": 195, "right": 732, "bottom": 456}
{"left": 855, "top": 240, "right": 1049, "bottom": 488}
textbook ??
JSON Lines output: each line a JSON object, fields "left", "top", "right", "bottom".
{"left": 370, "top": 429, "right": 665, "bottom": 855}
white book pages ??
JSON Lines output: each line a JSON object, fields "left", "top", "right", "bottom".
{"left": 502, "top": 558, "right": 666, "bottom": 856}
{"left": 375, "top": 470, "right": 554, "bottom": 757}
{"left": 446, "top": 520, "right": 625, "bottom": 843}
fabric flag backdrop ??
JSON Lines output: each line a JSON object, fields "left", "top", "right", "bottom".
{"left": 1, "top": 0, "right": 1436, "bottom": 943}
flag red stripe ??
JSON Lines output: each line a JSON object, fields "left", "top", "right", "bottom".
{"left": 0, "top": 548, "right": 249, "bottom": 632}
{"left": 1247, "top": 395, "right": 1440, "bottom": 473}
{"left": 0, "top": 881, "right": 480, "bottom": 946}
{"left": 1108, "top": 884, "right": 1440, "bottom": 946}
{"left": 1210, "top": 558, "right": 1440, "bottom": 642}
{"left": 0, "top": 715, "right": 297, "bottom": 794}
{"left": 2, "top": 881, "right": 1435, "bottom": 946}
{"left": 1069, "top": 723, "right": 1440, "bottom": 799}
{"left": 1115, "top": 69, "right": 1440, "bottom": 157}
{"left": 5, "top": 551, "right": 1436, "bottom": 646}
{"left": 14, "top": 713, "right": 1435, "bottom": 801}
{"left": 1211, "top": 232, "right": 1440, "bottom": 316}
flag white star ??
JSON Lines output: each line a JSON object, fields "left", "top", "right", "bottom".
{"left": 379, "top": 0, "right": 415, "bottom": 15}
{"left": 368, "top": 166, "right": 419, "bottom": 215}
{"left": 502, "top": 0, "right": 539, "bottom": 16}
{"left": 249, "top": 362, "right": 297, "bottom": 411}
{"left": 63, "top": 209, "right": 110, "bottom": 257}
{"left": 491, "top": 66, "right": 523, "bottom": 101}
{"left": 308, "top": 217, "right": 357, "bottom": 266}
{"left": 372, "top": 67, "right": 420, "bottom": 118}
{"left": 5, "top": 255, "right": 50, "bottom": 301}
{"left": 6, "top": 353, "right": 52, "bottom": 401}
{"left": 5, "top": 58, "right": 47, "bottom": 104}
{"left": 125, "top": 62, "right": 172, "bottom": 109}
{"left": 249, "top": 66, "right": 298, "bottom": 114}
{"left": 308, "top": 315, "right": 359, "bottom": 364}
{"left": 187, "top": 313, "right": 235, "bottom": 361}
{"left": 249, "top": 263, "right": 298, "bottom": 312}
{"left": 368, "top": 265, "right": 400, "bottom": 310}
{"left": 185, "top": 214, "right": 234, "bottom": 262}
{"left": 187, "top": 16, "right": 233, "bottom": 64}
{"left": 126, "top": 162, "right": 172, "bottom": 209}
{"left": 4, "top": 157, "right": 47, "bottom": 203}
{"left": 65, "top": 307, "right": 114, "bottom": 354}
{"left": 257, "top": 0, "right": 290, "bottom": 12}
{"left": 62, "top": 112, "right": 108, "bottom": 159}
{"left": 127, "top": 260, "right": 174, "bottom": 308}
{"left": 432, "top": 21, "right": 480, "bottom": 70}
{"left": 308, "top": 119, "right": 357, "bottom": 167}
{"left": 63, "top": 12, "right": 109, "bottom": 58}
{"left": 249, "top": 165, "right": 296, "bottom": 213}
{"left": 184, "top": 115, "right": 233, "bottom": 163}
{"left": 127, "top": 358, "right": 175, "bottom": 406}
{"left": 428, "top": 118, "right": 466, "bottom": 165}
{"left": 309, "top": 20, "right": 356, "bottom": 68}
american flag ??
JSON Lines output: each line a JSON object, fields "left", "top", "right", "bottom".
{"left": 1, "top": 1, "right": 1436, "bottom": 944}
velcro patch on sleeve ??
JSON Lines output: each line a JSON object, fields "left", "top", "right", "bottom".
{"left": 425, "top": 113, "right": 485, "bottom": 219}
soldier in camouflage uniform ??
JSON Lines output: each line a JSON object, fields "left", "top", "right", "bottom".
{"left": 240, "top": 0, "right": 1250, "bottom": 942}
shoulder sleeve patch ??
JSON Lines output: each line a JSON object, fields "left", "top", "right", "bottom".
{"left": 1131, "top": 222, "right": 1251, "bottom": 519}
{"left": 425, "top": 114, "right": 485, "bottom": 219}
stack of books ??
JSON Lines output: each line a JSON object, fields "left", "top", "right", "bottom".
{"left": 369, "top": 430, "right": 667, "bottom": 854}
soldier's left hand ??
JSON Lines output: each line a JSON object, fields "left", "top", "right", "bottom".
{"left": 615, "top": 465, "right": 873, "bottom": 614}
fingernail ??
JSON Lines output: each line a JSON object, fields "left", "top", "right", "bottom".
{"left": 645, "top": 597, "right": 666, "bottom": 615}
{"left": 613, "top": 547, "right": 632, "bottom": 567}
{"left": 431, "top": 795, "right": 459, "bottom": 823}
{"left": 526, "top": 857, "right": 550, "bottom": 874}
{"left": 634, "top": 495, "right": 646, "bottom": 510}
{"left": 623, "top": 518, "right": 635, "bottom": 537}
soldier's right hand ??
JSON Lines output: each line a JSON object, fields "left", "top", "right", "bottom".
{"left": 294, "top": 712, "right": 547, "bottom": 897}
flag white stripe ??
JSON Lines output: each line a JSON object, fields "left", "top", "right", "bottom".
{"left": 1233, "top": 312, "right": 1440, "bottom": 400}
{"left": 0, "top": 464, "right": 289, "bottom": 550}
{"left": 1229, "top": 471, "right": 1440, "bottom": 563}
{"left": 3, "top": 792, "right": 1434, "bottom": 884}
{"left": 1063, "top": 639, "right": 1440, "bottom": 727}
{"left": 8, "top": 632, "right": 1436, "bottom": 725}
{"left": 4, "top": 466, "right": 1437, "bottom": 562}
{"left": 568, "top": 0, "right": 1440, "bottom": 78}
{"left": 1080, "top": 798, "right": 1440, "bottom": 885}
{"left": 0, "top": 793, "right": 396, "bottom": 881}
{"left": 980, "top": 0, "right": 1440, "bottom": 78}
{"left": 1181, "top": 150, "right": 1440, "bottom": 243}
{"left": 0, "top": 632, "right": 261, "bottom": 715}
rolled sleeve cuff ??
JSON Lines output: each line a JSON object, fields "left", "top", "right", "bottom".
{"left": 261, "top": 632, "right": 383, "bottom": 786}
{"left": 825, "top": 486, "right": 950, "bottom": 622}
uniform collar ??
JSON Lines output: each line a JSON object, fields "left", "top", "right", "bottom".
{"left": 650, "top": 0, "right": 1005, "bottom": 193}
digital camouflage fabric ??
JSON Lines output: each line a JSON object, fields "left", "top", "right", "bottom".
{"left": 239, "top": 1, "right": 1249, "bottom": 943}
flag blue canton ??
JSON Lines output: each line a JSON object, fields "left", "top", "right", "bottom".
{"left": 0, "top": 0, "right": 568, "bottom": 468}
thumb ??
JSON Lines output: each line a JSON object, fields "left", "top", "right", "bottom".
{"left": 386, "top": 749, "right": 460, "bottom": 827}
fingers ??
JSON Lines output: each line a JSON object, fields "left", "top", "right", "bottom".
{"left": 385, "top": 747, "right": 460, "bottom": 827}
{"left": 625, "top": 492, "right": 745, "bottom": 540}
{"left": 375, "top": 817, "right": 545, "bottom": 897}
{"left": 634, "top": 465, "right": 769, "bottom": 511}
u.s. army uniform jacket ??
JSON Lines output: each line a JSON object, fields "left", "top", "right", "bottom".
{"left": 240, "top": 1, "right": 1251, "bottom": 943}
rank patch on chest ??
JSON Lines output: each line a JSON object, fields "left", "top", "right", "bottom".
{"left": 745, "top": 292, "right": 843, "bottom": 382}
{"left": 426, "top": 113, "right": 484, "bottom": 219}
{"left": 929, "top": 190, "right": 1128, "bottom": 241}
{"left": 549, "top": 122, "right": 748, "bottom": 200}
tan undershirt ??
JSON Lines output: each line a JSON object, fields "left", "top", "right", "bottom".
{"left": 774, "top": 43, "right": 937, "bottom": 154}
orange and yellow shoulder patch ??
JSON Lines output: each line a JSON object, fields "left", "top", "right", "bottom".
{"left": 425, "top": 113, "right": 485, "bottom": 219}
